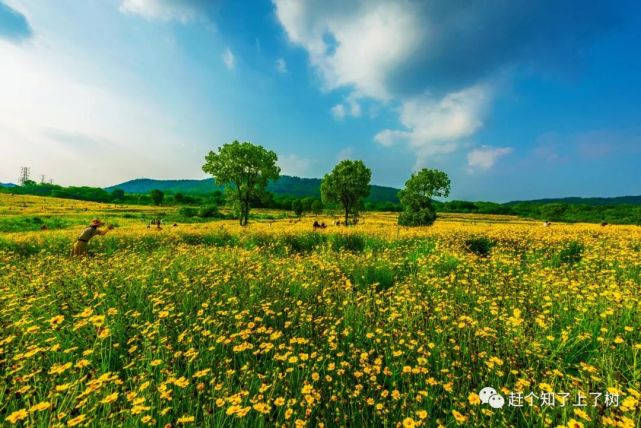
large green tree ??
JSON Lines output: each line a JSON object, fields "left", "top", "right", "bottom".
{"left": 202, "top": 141, "right": 280, "bottom": 226}
{"left": 321, "top": 160, "right": 371, "bottom": 225}
{"left": 398, "top": 169, "right": 450, "bottom": 226}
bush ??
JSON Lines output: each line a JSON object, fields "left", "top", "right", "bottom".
{"left": 282, "top": 233, "right": 327, "bottom": 253}
{"left": 398, "top": 208, "right": 436, "bottom": 227}
{"left": 179, "top": 207, "right": 198, "bottom": 218}
{"left": 311, "top": 200, "right": 323, "bottom": 214}
{"left": 331, "top": 234, "right": 366, "bottom": 252}
{"left": 291, "top": 200, "right": 304, "bottom": 217}
{"left": 198, "top": 205, "right": 220, "bottom": 218}
{"left": 349, "top": 263, "right": 395, "bottom": 292}
{"left": 557, "top": 241, "right": 584, "bottom": 265}
{"left": 464, "top": 236, "right": 496, "bottom": 257}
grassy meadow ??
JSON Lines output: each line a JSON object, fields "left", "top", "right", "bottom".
{"left": 1, "top": 195, "right": 640, "bottom": 427}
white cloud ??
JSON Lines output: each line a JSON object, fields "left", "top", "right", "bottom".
{"left": 331, "top": 104, "right": 346, "bottom": 120}
{"left": 273, "top": 0, "right": 423, "bottom": 100}
{"left": 336, "top": 147, "right": 353, "bottom": 161}
{"left": 275, "top": 57, "right": 287, "bottom": 73}
{"left": 274, "top": 1, "right": 492, "bottom": 163}
{"left": 0, "top": 29, "right": 196, "bottom": 186}
{"left": 375, "top": 85, "right": 491, "bottom": 161}
{"left": 119, "top": 0, "right": 200, "bottom": 22}
{"left": 467, "top": 146, "right": 513, "bottom": 171}
{"left": 278, "top": 154, "right": 312, "bottom": 177}
{"left": 331, "top": 94, "right": 361, "bottom": 121}
{"left": 222, "top": 47, "right": 235, "bottom": 70}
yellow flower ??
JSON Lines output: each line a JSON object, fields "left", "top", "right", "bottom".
{"left": 5, "top": 409, "right": 28, "bottom": 424}
{"left": 29, "top": 402, "right": 51, "bottom": 412}
{"left": 49, "top": 362, "right": 72, "bottom": 375}
{"left": 173, "top": 377, "right": 189, "bottom": 388}
{"left": 49, "top": 315, "right": 65, "bottom": 327}
{"left": 539, "top": 383, "right": 553, "bottom": 393}
{"left": 131, "top": 405, "right": 151, "bottom": 415}
{"left": 274, "top": 397, "right": 286, "bottom": 406}
{"left": 468, "top": 392, "right": 481, "bottom": 405}
{"left": 55, "top": 383, "right": 71, "bottom": 392}
{"left": 67, "top": 414, "right": 86, "bottom": 427}
{"left": 252, "top": 402, "right": 271, "bottom": 414}
{"left": 452, "top": 410, "right": 468, "bottom": 425}
{"left": 402, "top": 417, "right": 416, "bottom": 428}
{"left": 566, "top": 418, "right": 584, "bottom": 428}
{"left": 177, "top": 415, "right": 195, "bottom": 424}
{"left": 573, "top": 408, "right": 591, "bottom": 422}
{"left": 101, "top": 392, "right": 119, "bottom": 404}
{"left": 150, "top": 359, "right": 162, "bottom": 367}
{"left": 192, "top": 369, "right": 210, "bottom": 378}
{"left": 75, "top": 359, "right": 91, "bottom": 368}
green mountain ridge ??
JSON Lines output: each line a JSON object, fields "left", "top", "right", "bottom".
{"left": 106, "top": 176, "right": 402, "bottom": 203}
{"left": 507, "top": 195, "right": 641, "bottom": 206}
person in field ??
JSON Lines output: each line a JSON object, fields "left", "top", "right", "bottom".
{"left": 71, "top": 219, "right": 113, "bottom": 256}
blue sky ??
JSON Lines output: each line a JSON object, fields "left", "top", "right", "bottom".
{"left": 1, "top": 0, "right": 640, "bottom": 201}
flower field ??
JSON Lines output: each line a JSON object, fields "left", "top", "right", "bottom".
{"left": 1, "top": 196, "right": 640, "bottom": 427}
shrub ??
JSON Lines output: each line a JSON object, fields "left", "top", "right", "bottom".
{"left": 398, "top": 208, "right": 436, "bottom": 227}
{"left": 331, "top": 234, "right": 366, "bottom": 252}
{"left": 179, "top": 207, "right": 198, "bottom": 218}
{"left": 291, "top": 200, "right": 304, "bottom": 217}
{"left": 349, "top": 263, "right": 395, "bottom": 292}
{"left": 198, "top": 205, "right": 220, "bottom": 218}
{"left": 311, "top": 200, "right": 323, "bottom": 214}
{"left": 557, "top": 241, "right": 584, "bottom": 265}
{"left": 464, "top": 236, "right": 496, "bottom": 257}
{"left": 282, "top": 233, "right": 327, "bottom": 253}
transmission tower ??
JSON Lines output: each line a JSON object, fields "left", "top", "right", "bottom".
{"left": 19, "top": 167, "right": 30, "bottom": 185}
{"left": 40, "top": 174, "right": 46, "bottom": 184}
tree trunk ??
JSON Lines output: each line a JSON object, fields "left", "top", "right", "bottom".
{"left": 344, "top": 205, "right": 349, "bottom": 225}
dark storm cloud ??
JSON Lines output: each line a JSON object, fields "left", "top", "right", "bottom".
{"left": 386, "top": 0, "right": 621, "bottom": 97}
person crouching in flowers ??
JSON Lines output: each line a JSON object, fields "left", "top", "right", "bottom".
{"left": 71, "top": 218, "right": 113, "bottom": 256}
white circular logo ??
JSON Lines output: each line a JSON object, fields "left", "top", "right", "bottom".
{"left": 488, "top": 393, "right": 505, "bottom": 409}
{"left": 479, "top": 387, "right": 498, "bottom": 404}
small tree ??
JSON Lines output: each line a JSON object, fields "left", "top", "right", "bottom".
{"left": 291, "top": 199, "right": 304, "bottom": 217}
{"left": 398, "top": 169, "right": 450, "bottom": 227}
{"left": 311, "top": 199, "right": 323, "bottom": 214}
{"left": 150, "top": 189, "right": 164, "bottom": 206}
{"left": 321, "top": 160, "right": 371, "bottom": 225}
{"left": 202, "top": 141, "right": 280, "bottom": 226}
{"left": 111, "top": 188, "right": 125, "bottom": 201}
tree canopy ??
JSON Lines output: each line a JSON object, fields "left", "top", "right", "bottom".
{"left": 202, "top": 141, "right": 280, "bottom": 226}
{"left": 321, "top": 160, "right": 371, "bottom": 225}
{"left": 398, "top": 169, "right": 451, "bottom": 227}
{"left": 149, "top": 189, "right": 164, "bottom": 206}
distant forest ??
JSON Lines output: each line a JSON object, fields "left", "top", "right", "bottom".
{"left": 3, "top": 180, "right": 641, "bottom": 225}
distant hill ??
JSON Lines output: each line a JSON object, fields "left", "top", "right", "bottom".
{"left": 0, "top": 183, "right": 16, "bottom": 188}
{"left": 508, "top": 195, "right": 641, "bottom": 206}
{"left": 107, "top": 176, "right": 401, "bottom": 203}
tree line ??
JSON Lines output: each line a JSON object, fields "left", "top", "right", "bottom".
{"left": 5, "top": 142, "right": 641, "bottom": 225}
{"left": 202, "top": 140, "right": 448, "bottom": 226}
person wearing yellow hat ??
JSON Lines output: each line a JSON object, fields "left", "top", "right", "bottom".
{"left": 71, "top": 218, "right": 113, "bottom": 256}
